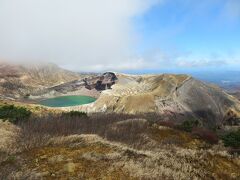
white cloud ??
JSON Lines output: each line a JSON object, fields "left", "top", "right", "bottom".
{"left": 0, "top": 0, "right": 160, "bottom": 71}
{"left": 1, "top": 0, "right": 238, "bottom": 72}
{"left": 139, "top": 50, "right": 240, "bottom": 69}
{"left": 63, "top": 57, "right": 156, "bottom": 72}
{"left": 175, "top": 52, "right": 240, "bottom": 68}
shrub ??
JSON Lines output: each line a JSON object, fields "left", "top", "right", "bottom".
{"left": 192, "top": 127, "right": 219, "bottom": 144}
{"left": 105, "top": 119, "right": 148, "bottom": 145}
{"left": 179, "top": 120, "right": 199, "bottom": 132}
{"left": 4, "top": 155, "right": 16, "bottom": 165}
{"left": 222, "top": 129, "right": 240, "bottom": 148}
{"left": 0, "top": 105, "right": 31, "bottom": 124}
{"left": 62, "top": 111, "right": 88, "bottom": 118}
{"left": 17, "top": 113, "right": 152, "bottom": 150}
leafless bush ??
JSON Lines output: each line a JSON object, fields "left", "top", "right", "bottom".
{"left": 16, "top": 112, "right": 219, "bottom": 152}
{"left": 16, "top": 113, "right": 159, "bottom": 151}
{"left": 105, "top": 119, "right": 149, "bottom": 145}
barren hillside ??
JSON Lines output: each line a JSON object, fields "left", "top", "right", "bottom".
{"left": 66, "top": 73, "right": 240, "bottom": 128}
{"left": 1, "top": 63, "right": 240, "bottom": 128}
{"left": 0, "top": 62, "right": 82, "bottom": 99}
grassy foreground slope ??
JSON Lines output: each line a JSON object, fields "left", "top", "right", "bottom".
{"left": 0, "top": 109, "right": 240, "bottom": 179}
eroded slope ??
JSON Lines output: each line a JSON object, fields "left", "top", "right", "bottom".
{"left": 66, "top": 73, "right": 240, "bottom": 127}
{"left": 0, "top": 63, "right": 82, "bottom": 99}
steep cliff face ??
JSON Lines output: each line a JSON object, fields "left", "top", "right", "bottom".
{"left": 84, "top": 72, "right": 117, "bottom": 91}
{"left": 27, "top": 72, "right": 118, "bottom": 99}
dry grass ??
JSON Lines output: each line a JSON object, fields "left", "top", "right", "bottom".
{"left": 206, "top": 153, "right": 240, "bottom": 179}
{"left": 0, "top": 120, "right": 20, "bottom": 154}
{"left": 1, "top": 135, "right": 136, "bottom": 179}
{"left": 147, "top": 126, "right": 207, "bottom": 149}
{"left": 116, "top": 94, "right": 157, "bottom": 113}
{"left": 0, "top": 113, "right": 240, "bottom": 179}
{"left": 0, "top": 100, "right": 61, "bottom": 117}
{"left": 1, "top": 135, "right": 239, "bottom": 179}
{"left": 21, "top": 144, "right": 131, "bottom": 179}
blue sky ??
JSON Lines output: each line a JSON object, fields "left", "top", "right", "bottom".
{"left": 131, "top": 0, "right": 240, "bottom": 72}
{"left": 0, "top": 0, "right": 239, "bottom": 72}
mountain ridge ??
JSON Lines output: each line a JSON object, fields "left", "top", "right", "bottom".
{"left": 62, "top": 73, "right": 240, "bottom": 128}
{"left": 0, "top": 62, "right": 84, "bottom": 99}
{"left": 0, "top": 63, "right": 240, "bottom": 128}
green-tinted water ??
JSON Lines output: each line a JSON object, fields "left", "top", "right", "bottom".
{"left": 39, "top": 96, "right": 96, "bottom": 107}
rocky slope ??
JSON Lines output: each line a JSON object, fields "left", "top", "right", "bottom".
{"left": 0, "top": 62, "right": 83, "bottom": 99}
{"left": 65, "top": 73, "right": 240, "bottom": 128}
{"left": 28, "top": 72, "right": 117, "bottom": 99}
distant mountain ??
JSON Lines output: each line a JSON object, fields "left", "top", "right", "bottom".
{"left": 126, "top": 70, "right": 240, "bottom": 93}
{"left": 0, "top": 62, "right": 82, "bottom": 99}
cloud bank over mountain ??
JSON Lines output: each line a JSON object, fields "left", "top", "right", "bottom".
{"left": 0, "top": 0, "right": 160, "bottom": 71}
{"left": 0, "top": 0, "right": 239, "bottom": 72}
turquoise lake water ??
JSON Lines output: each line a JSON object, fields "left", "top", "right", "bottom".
{"left": 39, "top": 96, "right": 96, "bottom": 107}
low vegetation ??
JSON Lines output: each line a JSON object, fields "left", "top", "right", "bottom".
{"left": 192, "top": 127, "right": 219, "bottom": 144}
{"left": 222, "top": 129, "right": 240, "bottom": 149}
{"left": 0, "top": 107, "right": 239, "bottom": 179}
{"left": 0, "top": 104, "right": 31, "bottom": 124}
{"left": 62, "top": 111, "right": 88, "bottom": 118}
{"left": 178, "top": 119, "right": 199, "bottom": 132}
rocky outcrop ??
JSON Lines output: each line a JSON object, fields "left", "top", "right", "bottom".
{"left": 84, "top": 72, "right": 117, "bottom": 90}
{"left": 29, "top": 72, "right": 118, "bottom": 99}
